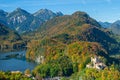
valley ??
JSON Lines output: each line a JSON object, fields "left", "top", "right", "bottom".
{"left": 0, "top": 8, "right": 120, "bottom": 80}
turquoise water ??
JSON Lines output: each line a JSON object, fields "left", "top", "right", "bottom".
{"left": 0, "top": 51, "right": 37, "bottom": 72}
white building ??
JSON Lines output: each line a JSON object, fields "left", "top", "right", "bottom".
{"left": 86, "top": 56, "right": 106, "bottom": 70}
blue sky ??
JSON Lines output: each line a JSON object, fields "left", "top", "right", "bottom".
{"left": 0, "top": 0, "right": 120, "bottom": 22}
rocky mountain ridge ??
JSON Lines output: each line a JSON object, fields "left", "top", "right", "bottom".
{"left": 0, "top": 8, "right": 63, "bottom": 33}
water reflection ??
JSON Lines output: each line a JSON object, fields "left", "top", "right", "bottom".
{"left": 0, "top": 51, "right": 37, "bottom": 72}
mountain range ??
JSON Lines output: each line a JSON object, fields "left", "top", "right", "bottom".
{"left": 99, "top": 21, "right": 111, "bottom": 28}
{"left": 0, "top": 8, "right": 120, "bottom": 54}
{"left": 0, "top": 8, "right": 63, "bottom": 33}
{"left": 1, "top": 7, "right": 120, "bottom": 36}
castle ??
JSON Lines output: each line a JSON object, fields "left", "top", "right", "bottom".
{"left": 86, "top": 56, "right": 106, "bottom": 70}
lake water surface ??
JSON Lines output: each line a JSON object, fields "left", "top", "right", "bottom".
{"left": 0, "top": 51, "right": 37, "bottom": 72}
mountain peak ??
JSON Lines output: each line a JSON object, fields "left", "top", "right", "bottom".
{"left": 39, "top": 8, "right": 51, "bottom": 12}
{"left": 111, "top": 20, "right": 120, "bottom": 26}
{"left": 0, "top": 9, "right": 5, "bottom": 12}
{"left": 99, "top": 21, "right": 111, "bottom": 28}
{"left": 0, "top": 9, "right": 7, "bottom": 14}
{"left": 16, "top": 7, "right": 23, "bottom": 11}
{"left": 114, "top": 20, "right": 120, "bottom": 24}
{"left": 33, "top": 9, "right": 63, "bottom": 21}
{"left": 34, "top": 9, "right": 55, "bottom": 15}
{"left": 7, "top": 7, "right": 31, "bottom": 18}
{"left": 71, "top": 11, "right": 101, "bottom": 27}
{"left": 72, "top": 11, "right": 89, "bottom": 17}
{"left": 56, "top": 11, "right": 63, "bottom": 16}
{"left": 14, "top": 8, "right": 28, "bottom": 13}
{"left": 110, "top": 20, "right": 120, "bottom": 35}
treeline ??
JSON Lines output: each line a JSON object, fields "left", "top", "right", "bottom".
{"left": 0, "top": 71, "right": 32, "bottom": 80}
{"left": 0, "top": 41, "right": 27, "bottom": 52}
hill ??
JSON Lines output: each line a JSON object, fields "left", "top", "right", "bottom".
{"left": 26, "top": 11, "right": 119, "bottom": 54}
{"left": 0, "top": 10, "right": 8, "bottom": 26}
{"left": 99, "top": 21, "right": 111, "bottom": 28}
{"left": 0, "top": 23, "right": 26, "bottom": 52}
{"left": 25, "top": 11, "right": 120, "bottom": 78}
{"left": 0, "top": 23, "right": 21, "bottom": 42}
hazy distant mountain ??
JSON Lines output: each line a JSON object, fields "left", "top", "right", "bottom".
{"left": 0, "top": 23, "right": 21, "bottom": 42}
{"left": 0, "top": 10, "right": 8, "bottom": 26}
{"left": 110, "top": 20, "right": 120, "bottom": 35}
{"left": 99, "top": 21, "right": 111, "bottom": 28}
{"left": 99, "top": 20, "right": 120, "bottom": 35}
{"left": 56, "top": 11, "right": 63, "bottom": 16}
{"left": 0, "top": 23, "right": 27, "bottom": 51}
{"left": 0, "top": 8, "right": 63, "bottom": 34}
{"left": 33, "top": 9, "right": 63, "bottom": 21}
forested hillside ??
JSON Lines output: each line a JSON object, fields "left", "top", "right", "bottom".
{"left": 25, "top": 11, "right": 120, "bottom": 79}
{"left": 0, "top": 23, "right": 26, "bottom": 52}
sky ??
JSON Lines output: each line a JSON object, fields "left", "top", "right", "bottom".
{"left": 0, "top": 0, "right": 120, "bottom": 22}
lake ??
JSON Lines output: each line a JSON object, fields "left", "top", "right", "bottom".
{"left": 0, "top": 51, "right": 37, "bottom": 72}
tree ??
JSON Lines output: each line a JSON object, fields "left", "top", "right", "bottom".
{"left": 24, "top": 69, "right": 31, "bottom": 75}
